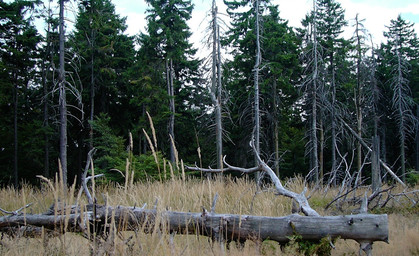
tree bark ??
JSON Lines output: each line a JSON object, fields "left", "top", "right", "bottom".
{"left": 396, "top": 48, "right": 406, "bottom": 182}
{"left": 0, "top": 205, "right": 389, "bottom": 246}
{"left": 311, "top": 0, "right": 319, "bottom": 183}
{"left": 253, "top": 0, "right": 261, "bottom": 181}
{"left": 354, "top": 15, "right": 364, "bottom": 186}
{"left": 211, "top": 0, "right": 223, "bottom": 170}
{"left": 339, "top": 116, "right": 405, "bottom": 187}
{"left": 167, "top": 59, "right": 175, "bottom": 163}
{"left": 371, "top": 136, "right": 381, "bottom": 192}
{"left": 59, "top": 0, "right": 68, "bottom": 185}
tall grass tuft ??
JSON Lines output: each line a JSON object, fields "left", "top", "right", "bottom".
{"left": 0, "top": 177, "right": 418, "bottom": 255}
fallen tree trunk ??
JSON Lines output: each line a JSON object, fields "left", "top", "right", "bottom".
{"left": 0, "top": 204, "right": 388, "bottom": 245}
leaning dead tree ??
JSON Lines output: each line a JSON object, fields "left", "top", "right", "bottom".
{"left": 0, "top": 145, "right": 388, "bottom": 255}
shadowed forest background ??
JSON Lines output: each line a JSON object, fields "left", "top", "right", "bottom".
{"left": 1, "top": 0, "right": 419, "bottom": 187}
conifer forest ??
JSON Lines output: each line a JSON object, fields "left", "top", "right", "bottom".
{"left": 1, "top": 0, "right": 419, "bottom": 188}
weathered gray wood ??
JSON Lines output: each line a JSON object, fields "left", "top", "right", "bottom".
{"left": 0, "top": 205, "right": 388, "bottom": 245}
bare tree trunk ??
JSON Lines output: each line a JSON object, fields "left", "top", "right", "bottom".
{"left": 167, "top": 59, "right": 175, "bottom": 163}
{"left": 42, "top": 42, "right": 50, "bottom": 178}
{"left": 59, "top": 0, "right": 67, "bottom": 185}
{"left": 253, "top": 0, "right": 261, "bottom": 179}
{"left": 372, "top": 135, "right": 381, "bottom": 191}
{"left": 311, "top": 0, "right": 319, "bottom": 182}
{"left": 380, "top": 128, "right": 387, "bottom": 183}
{"left": 355, "top": 15, "right": 363, "bottom": 180}
{"left": 330, "top": 53, "right": 337, "bottom": 186}
{"left": 211, "top": 0, "right": 223, "bottom": 170}
{"left": 0, "top": 205, "right": 388, "bottom": 247}
{"left": 396, "top": 47, "right": 406, "bottom": 182}
{"left": 216, "top": 17, "right": 223, "bottom": 171}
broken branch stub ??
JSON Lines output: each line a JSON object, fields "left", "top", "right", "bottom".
{"left": 186, "top": 142, "right": 320, "bottom": 216}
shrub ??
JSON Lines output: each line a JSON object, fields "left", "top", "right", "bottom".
{"left": 406, "top": 172, "right": 419, "bottom": 187}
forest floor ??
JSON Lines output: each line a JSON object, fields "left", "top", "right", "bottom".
{"left": 0, "top": 177, "right": 418, "bottom": 255}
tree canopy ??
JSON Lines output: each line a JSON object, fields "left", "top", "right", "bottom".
{"left": 0, "top": 0, "right": 418, "bottom": 186}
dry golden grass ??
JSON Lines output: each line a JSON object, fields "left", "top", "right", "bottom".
{"left": 0, "top": 177, "right": 418, "bottom": 256}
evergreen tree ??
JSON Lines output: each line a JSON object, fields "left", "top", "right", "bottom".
{"left": 135, "top": 0, "right": 201, "bottom": 163}
{"left": 315, "top": 0, "right": 350, "bottom": 184}
{"left": 223, "top": 0, "right": 303, "bottom": 175}
{"left": 39, "top": 3, "right": 60, "bottom": 178}
{"left": 381, "top": 15, "right": 418, "bottom": 181}
{"left": 0, "top": 0, "right": 41, "bottom": 186}
{"left": 299, "top": 1, "right": 322, "bottom": 182}
{"left": 68, "top": 0, "right": 135, "bottom": 179}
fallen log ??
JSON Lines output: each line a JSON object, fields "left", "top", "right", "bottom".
{"left": 0, "top": 204, "right": 388, "bottom": 246}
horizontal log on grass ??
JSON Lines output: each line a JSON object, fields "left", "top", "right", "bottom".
{"left": 0, "top": 204, "right": 388, "bottom": 244}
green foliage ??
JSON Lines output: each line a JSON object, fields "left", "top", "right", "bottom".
{"left": 90, "top": 113, "right": 126, "bottom": 182}
{"left": 222, "top": 1, "right": 304, "bottom": 170}
{"left": 134, "top": 0, "right": 204, "bottom": 164}
{"left": 131, "top": 151, "right": 166, "bottom": 181}
{"left": 286, "top": 234, "right": 336, "bottom": 256}
{"left": 406, "top": 172, "right": 419, "bottom": 187}
{"left": 0, "top": 0, "right": 418, "bottom": 190}
{"left": 0, "top": 0, "right": 42, "bottom": 185}
{"left": 89, "top": 114, "right": 172, "bottom": 183}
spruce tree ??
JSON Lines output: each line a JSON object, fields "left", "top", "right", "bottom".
{"left": 136, "top": 0, "right": 200, "bottom": 163}
{"left": 0, "top": 0, "right": 41, "bottom": 186}
{"left": 315, "top": 0, "right": 349, "bottom": 184}
{"left": 381, "top": 15, "right": 418, "bottom": 181}
{"left": 223, "top": 0, "right": 302, "bottom": 175}
{"left": 69, "top": 0, "right": 135, "bottom": 178}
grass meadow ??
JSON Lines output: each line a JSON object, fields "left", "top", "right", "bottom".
{"left": 0, "top": 177, "right": 418, "bottom": 256}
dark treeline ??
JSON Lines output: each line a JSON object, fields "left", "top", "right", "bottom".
{"left": 0, "top": 0, "right": 418, "bottom": 186}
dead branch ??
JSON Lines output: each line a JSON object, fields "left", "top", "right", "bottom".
{"left": 81, "top": 148, "right": 97, "bottom": 204}
{"left": 249, "top": 140, "right": 320, "bottom": 217}
{"left": 186, "top": 141, "right": 319, "bottom": 217}
{"left": 339, "top": 116, "right": 406, "bottom": 187}
{"left": 0, "top": 203, "right": 33, "bottom": 216}
{"left": 185, "top": 157, "right": 262, "bottom": 174}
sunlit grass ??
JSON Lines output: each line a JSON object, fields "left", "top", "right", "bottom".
{"left": 0, "top": 176, "right": 418, "bottom": 255}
